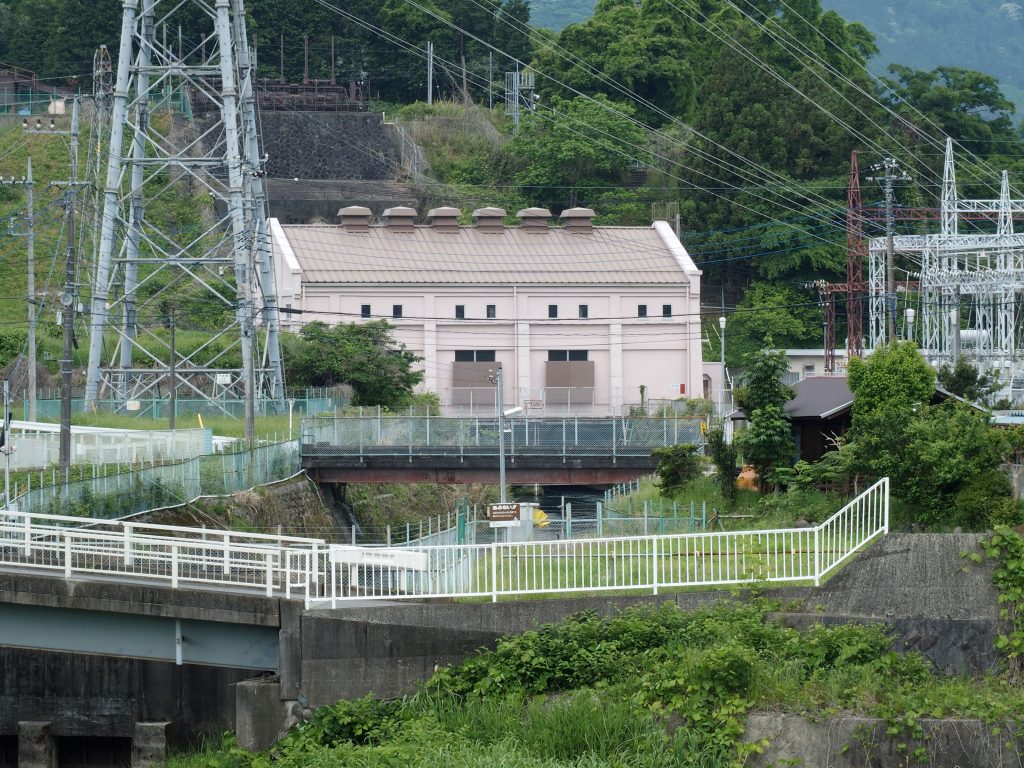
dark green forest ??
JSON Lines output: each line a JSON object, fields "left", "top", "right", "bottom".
{"left": 2, "top": 0, "right": 1023, "bottom": 360}
{"left": 531, "top": 0, "right": 1024, "bottom": 115}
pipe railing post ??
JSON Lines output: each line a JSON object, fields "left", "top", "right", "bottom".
{"left": 63, "top": 535, "right": 72, "bottom": 578}
{"left": 491, "top": 541, "right": 498, "bottom": 603}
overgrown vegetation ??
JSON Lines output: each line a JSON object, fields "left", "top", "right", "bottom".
{"left": 165, "top": 601, "right": 1024, "bottom": 768}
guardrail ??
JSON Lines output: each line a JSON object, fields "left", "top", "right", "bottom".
{"left": 325, "top": 478, "right": 889, "bottom": 603}
{"left": 301, "top": 416, "right": 704, "bottom": 459}
{"left": 0, "top": 478, "right": 888, "bottom": 605}
{"left": 0, "top": 509, "right": 325, "bottom": 607}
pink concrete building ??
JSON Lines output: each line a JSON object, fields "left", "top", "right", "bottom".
{"left": 270, "top": 205, "right": 702, "bottom": 415}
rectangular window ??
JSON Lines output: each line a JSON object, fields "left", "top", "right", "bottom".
{"left": 392, "top": 304, "right": 403, "bottom": 319}
{"left": 360, "top": 304, "right": 371, "bottom": 318}
{"left": 803, "top": 364, "right": 815, "bottom": 377}
{"left": 637, "top": 304, "right": 647, "bottom": 318}
{"left": 455, "top": 305, "right": 465, "bottom": 319}
{"left": 578, "top": 304, "right": 589, "bottom": 319}
{"left": 486, "top": 304, "right": 496, "bottom": 319}
{"left": 548, "top": 304, "right": 558, "bottom": 318}
{"left": 662, "top": 304, "right": 672, "bottom": 318}
{"left": 548, "top": 350, "right": 588, "bottom": 362}
{"left": 455, "top": 350, "right": 496, "bottom": 362}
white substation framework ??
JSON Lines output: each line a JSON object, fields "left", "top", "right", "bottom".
{"left": 869, "top": 139, "right": 1024, "bottom": 396}
{"left": 83, "top": 0, "right": 284, "bottom": 414}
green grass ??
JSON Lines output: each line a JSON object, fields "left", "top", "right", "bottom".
{"left": 57, "top": 412, "right": 294, "bottom": 440}
{"left": 161, "top": 601, "right": 1024, "bottom": 768}
{"left": 607, "top": 475, "right": 845, "bottom": 531}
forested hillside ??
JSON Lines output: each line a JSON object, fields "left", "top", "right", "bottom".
{"left": 1, "top": 0, "right": 1023, "bottom": 361}
{"left": 530, "top": 0, "right": 1024, "bottom": 114}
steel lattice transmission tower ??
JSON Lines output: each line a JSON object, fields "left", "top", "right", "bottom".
{"left": 869, "top": 138, "right": 1024, "bottom": 399}
{"left": 84, "top": 0, "right": 284, "bottom": 415}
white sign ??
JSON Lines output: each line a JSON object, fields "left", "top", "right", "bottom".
{"left": 329, "top": 545, "right": 428, "bottom": 571}
{"left": 125, "top": 400, "right": 141, "bottom": 412}
{"left": 215, "top": 373, "right": 233, "bottom": 386}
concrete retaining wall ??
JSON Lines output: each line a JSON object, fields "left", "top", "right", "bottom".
{"left": 744, "top": 713, "right": 1023, "bottom": 767}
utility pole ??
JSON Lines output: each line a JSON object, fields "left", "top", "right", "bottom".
{"left": 60, "top": 99, "right": 80, "bottom": 478}
{"left": 0, "top": 160, "right": 36, "bottom": 420}
{"left": 867, "top": 157, "right": 910, "bottom": 345}
{"left": 24, "top": 101, "right": 80, "bottom": 476}
{"left": 245, "top": 315, "right": 256, "bottom": 447}
{"left": 2, "top": 380, "right": 10, "bottom": 510}
{"left": 426, "top": 41, "right": 433, "bottom": 105}
{"left": 168, "top": 306, "right": 176, "bottom": 431}
{"left": 25, "top": 159, "right": 35, "bottom": 422}
{"left": 488, "top": 52, "right": 493, "bottom": 110}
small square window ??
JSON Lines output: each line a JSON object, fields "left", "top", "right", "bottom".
{"left": 578, "top": 304, "right": 589, "bottom": 319}
{"left": 638, "top": 304, "right": 647, "bottom": 318}
{"left": 662, "top": 304, "right": 672, "bottom": 318}
{"left": 486, "top": 304, "right": 496, "bottom": 319}
{"left": 392, "top": 304, "right": 403, "bottom": 319}
{"left": 455, "top": 305, "right": 465, "bottom": 319}
{"left": 454, "top": 350, "right": 474, "bottom": 362}
{"left": 803, "top": 364, "right": 815, "bottom": 377}
{"left": 476, "top": 350, "right": 496, "bottom": 362}
{"left": 360, "top": 304, "right": 371, "bottom": 318}
{"left": 548, "top": 304, "right": 558, "bottom": 319}
{"left": 568, "top": 350, "right": 588, "bottom": 361}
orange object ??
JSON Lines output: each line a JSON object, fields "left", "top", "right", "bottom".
{"left": 737, "top": 465, "right": 758, "bottom": 491}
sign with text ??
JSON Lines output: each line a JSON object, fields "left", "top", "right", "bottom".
{"left": 488, "top": 502, "right": 521, "bottom": 528}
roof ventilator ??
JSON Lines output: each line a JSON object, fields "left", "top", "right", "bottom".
{"left": 337, "top": 205, "right": 372, "bottom": 233}
{"left": 382, "top": 206, "right": 418, "bottom": 232}
{"left": 426, "top": 206, "right": 462, "bottom": 233}
{"left": 517, "top": 207, "right": 552, "bottom": 233}
{"left": 559, "top": 207, "right": 596, "bottom": 233}
{"left": 472, "top": 206, "right": 507, "bottom": 234}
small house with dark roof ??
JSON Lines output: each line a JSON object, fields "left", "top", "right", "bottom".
{"left": 731, "top": 376, "right": 986, "bottom": 463}
{"left": 270, "top": 206, "right": 702, "bottom": 416}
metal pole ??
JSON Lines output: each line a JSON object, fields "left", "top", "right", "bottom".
{"left": 3, "top": 381, "right": 10, "bottom": 510}
{"left": 718, "top": 316, "right": 725, "bottom": 417}
{"left": 59, "top": 99, "right": 80, "bottom": 479}
{"left": 168, "top": 306, "right": 176, "bottom": 431}
{"left": 26, "top": 158, "right": 35, "bottom": 422}
{"left": 884, "top": 159, "right": 896, "bottom": 344}
{"left": 426, "top": 41, "right": 433, "bottom": 105}
{"left": 488, "top": 52, "right": 493, "bottom": 110}
{"left": 497, "top": 368, "right": 506, "bottom": 503}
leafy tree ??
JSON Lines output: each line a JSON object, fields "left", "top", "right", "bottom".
{"left": 511, "top": 94, "right": 649, "bottom": 209}
{"left": 725, "top": 283, "right": 822, "bottom": 368}
{"left": 735, "top": 347, "right": 794, "bottom": 491}
{"left": 883, "top": 65, "right": 1019, "bottom": 155}
{"left": 846, "top": 342, "right": 934, "bottom": 487}
{"left": 651, "top": 443, "right": 702, "bottom": 497}
{"left": 992, "top": 426, "right": 1024, "bottom": 501}
{"left": 848, "top": 342, "right": 935, "bottom": 420}
{"left": 287, "top": 321, "right": 423, "bottom": 410}
{"left": 936, "top": 358, "right": 999, "bottom": 406}
{"left": 705, "top": 425, "right": 738, "bottom": 502}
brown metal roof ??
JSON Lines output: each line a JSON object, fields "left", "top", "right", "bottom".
{"left": 278, "top": 223, "right": 691, "bottom": 285}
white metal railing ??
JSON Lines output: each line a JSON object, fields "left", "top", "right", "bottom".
{"left": 0, "top": 478, "right": 888, "bottom": 606}
{"left": 0, "top": 510, "right": 327, "bottom": 608}
{"left": 324, "top": 477, "right": 889, "bottom": 604}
